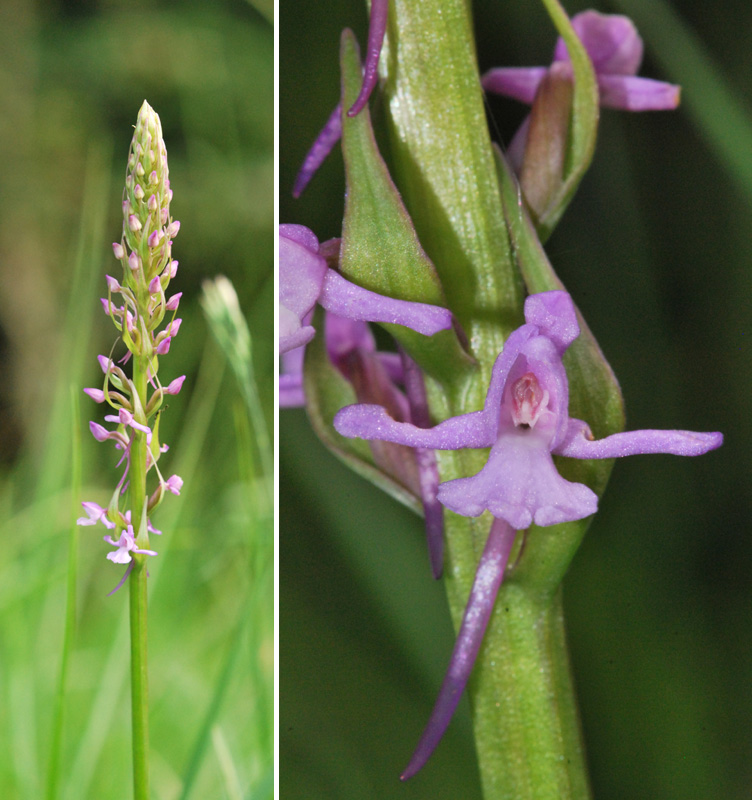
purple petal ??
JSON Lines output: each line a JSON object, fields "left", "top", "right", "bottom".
{"left": 279, "top": 228, "right": 328, "bottom": 340}
{"left": 555, "top": 419, "right": 723, "bottom": 459}
{"left": 481, "top": 66, "right": 548, "bottom": 104}
{"left": 292, "top": 104, "right": 343, "bottom": 198}
{"left": 279, "top": 314, "right": 315, "bottom": 356}
{"left": 279, "top": 372, "right": 305, "bottom": 408}
{"left": 279, "top": 223, "right": 321, "bottom": 251}
{"left": 438, "top": 422, "right": 598, "bottom": 529}
{"left": 401, "top": 518, "right": 517, "bottom": 780}
{"left": 523, "top": 291, "right": 579, "bottom": 352}
{"left": 319, "top": 271, "right": 452, "bottom": 336}
{"left": 554, "top": 11, "right": 643, "bottom": 76}
{"left": 596, "top": 74, "right": 680, "bottom": 111}
{"left": 334, "top": 404, "right": 495, "bottom": 450}
{"left": 347, "top": 0, "right": 388, "bottom": 117}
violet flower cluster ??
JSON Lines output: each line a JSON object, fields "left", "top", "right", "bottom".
{"left": 334, "top": 290, "right": 722, "bottom": 776}
{"left": 78, "top": 101, "right": 184, "bottom": 592}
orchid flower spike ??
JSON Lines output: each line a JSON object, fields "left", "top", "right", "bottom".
{"left": 278, "top": 224, "right": 452, "bottom": 355}
{"left": 335, "top": 290, "right": 722, "bottom": 776}
{"left": 292, "top": 0, "right": 389, "bottom": 197}
{"left": 483, "top": 10, "right": 680, "bottom": 113}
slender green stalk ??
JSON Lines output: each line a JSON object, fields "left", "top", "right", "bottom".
{"left": 129, "top": 557, "right": 150, "bottom": 800}
{"left": 129, "top": 352, "right": 150, "bottom": 799}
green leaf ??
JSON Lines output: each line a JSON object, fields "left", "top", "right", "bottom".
{"left": 535, "top": 0, "right": 600, "bottom": 241}
{"left": 302, "top": 307, "right": 422, "bottom": 516}
{"left": 338, "top": 29, "right": 474, "bottom": 386}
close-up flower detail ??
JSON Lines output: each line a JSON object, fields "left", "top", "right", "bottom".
{"left": 281, "top": 0, "right": 733, "bottom": 796}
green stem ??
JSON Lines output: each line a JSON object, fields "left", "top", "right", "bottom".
{"left": 129, "top": 351, "right": 150, "bottom": 800}
{"left": 129, "top": 557, "right": 150, "bottom": 799}
{"left": 441, "top": 514, "right": 591, "bottom": 800}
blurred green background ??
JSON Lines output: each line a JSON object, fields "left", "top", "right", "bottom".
{"left": 281, "top": 0, "right": 751, "bottom": 798}
{"left": 0, "top": 0, "right": 273, "bottom": 797}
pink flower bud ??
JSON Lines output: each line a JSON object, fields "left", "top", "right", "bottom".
{"left": 98, "top": 355, "right": 113, "bottom": 374}
{"left": 136, "top": 162, "right": 145, "bottom": 176}
{"left": 149, "top": 170, "right": 158, "bottom": 186}
{"left": 128, "top": 215, "right": 142, "bottom": 232}
{"left": 112, "top": 242, "right": 125, "bottom": 259}
{"left": 83, "top": 387, "right": 106, "bottom": 403}
{"left": 129, "top": 252, "right": 141, "bottom": 271}
{"left": 156, "top": 337, "right": 171, "bottom": 355}
{"left": 168, "top": 318, "right": 182, "bottom": 337}
{"left": 134, "top": 184, "right": 145, "bottom": 200}
{"left": 105, "top": 275, "right": 120, "bottom": 292}
{"left": 89, "top": 421, "right": 110, "bottom": 441}
{"left": 165, "top": 292, "right": 182, "bottom": 311}
{"left": 148, "top": 194, "right": 158, "bottom": 211}
{"left": 165, "top": 260, "right": 178, "bottom": 278}
{"left": 148, "top": 276, "right": 161, "bottom": 294}
{"left": 165, "top": 375, "right": 186, "bottom": 395}
{"left": 160, "top": 208, "right": 169, "bottom": 224}
{"left": 148, "top": 230, "right": 163, "bottom": 248}
{"left": 166, "top": 220, "right": 181, "bottom": 238}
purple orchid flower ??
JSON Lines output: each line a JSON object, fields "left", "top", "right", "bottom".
{"left": 279, "top": 225, "right": 452, "bottom": 355}
{"left": 334, "top": 290, "right": 722, "bottom": 775}
{"left": 335, "top": 290, "right": 721, "bottom": 527}
{"left": 483, "top": 10, "right": 680, "bottom": 112}
{"left": 282, "top": 311, "right": 445, "bottom": 577}
{"left": 105, "top": 525, "right": 158, "bottom": 565}
{"left": 483, "top": 10, "right": 680, "bottom": 169}
{"left": 77, "top": 501, "right": 116, "bottom": 530}
{"left": 292, "top": 0, "right": 388, "bottom": 197}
